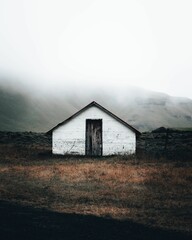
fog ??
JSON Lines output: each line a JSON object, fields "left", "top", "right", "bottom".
{"left": 0, "top": 0, "right": 192, "bottom": 99}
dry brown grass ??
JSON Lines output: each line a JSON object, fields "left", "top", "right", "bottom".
{"left": 0, "top": 144, "right": 191, "bottom": 233}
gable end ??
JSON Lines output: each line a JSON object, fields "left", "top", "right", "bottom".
{"left": 47, "top": 101, "right": 140, "bottom": 135}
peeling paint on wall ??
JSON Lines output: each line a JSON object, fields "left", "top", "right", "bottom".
{"left": 52, "top": 106, "right": 136, "bottom": 156}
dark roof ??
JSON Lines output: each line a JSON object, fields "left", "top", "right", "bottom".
{"left": 47, "top": 101, "right": 141, "bottom": 135}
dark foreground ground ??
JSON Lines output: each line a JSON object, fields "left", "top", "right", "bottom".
{"left": 0, "top": 200, "right": 191, "bottom": 240}
{"left": 0, "top": 131, "right": 191, "bottom": 239}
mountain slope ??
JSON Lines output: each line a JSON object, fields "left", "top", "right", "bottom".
{"left": 0, "top": 86, "right": 191, "bottom": 132}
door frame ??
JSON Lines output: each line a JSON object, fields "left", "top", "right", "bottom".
{"left": 85, "top": 119, "right": 103, "bottom": 156}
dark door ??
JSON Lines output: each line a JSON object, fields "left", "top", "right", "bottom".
{"left": 86, "top": 119, "right": 102, "bottom": 156}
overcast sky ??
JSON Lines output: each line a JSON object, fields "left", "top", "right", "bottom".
{"left": 0, "top": 0, "right": 192, "bottom": 99}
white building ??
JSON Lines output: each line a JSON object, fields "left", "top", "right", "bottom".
{"left": 48, "top": 101, "right": 140, "bottom": 156}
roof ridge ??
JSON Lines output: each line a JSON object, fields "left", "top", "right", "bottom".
{"left": 47, "top": 101, "right": 141, "bottom": 135}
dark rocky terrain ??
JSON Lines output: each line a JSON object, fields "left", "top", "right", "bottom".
{"left": 137, "top": 127, "right": 192, "bottom": 160}
{"left": 0, "top": 131, "right": 51, "bottom": 146}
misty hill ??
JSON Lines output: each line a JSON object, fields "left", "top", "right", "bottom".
{"left": 0, "top": 86, "right": 192, "bottom": 132}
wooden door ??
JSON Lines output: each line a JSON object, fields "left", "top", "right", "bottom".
{"left": 86, "top": 119, "right": 102, "bottom": 156}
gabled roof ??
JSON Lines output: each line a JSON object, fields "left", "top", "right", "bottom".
{"left": 47, "top": 101, "right": 141, "bottom": 135}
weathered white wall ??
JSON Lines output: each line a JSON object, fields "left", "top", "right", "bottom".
{"left": 52, "top": 106, "right": 136, "bottom": 155}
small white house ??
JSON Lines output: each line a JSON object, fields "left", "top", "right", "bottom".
{"left": 48, "top": 101, "right": 140, "bottom": 156}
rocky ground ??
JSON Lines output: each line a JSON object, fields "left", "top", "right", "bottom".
{"left": 137, "top": 127, "right": 192, "bottom": 161}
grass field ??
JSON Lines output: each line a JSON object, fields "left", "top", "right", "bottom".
{"left": 0, "top": 143, "right": 191, "bottom": 235}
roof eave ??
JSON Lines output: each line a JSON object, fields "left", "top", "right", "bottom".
{"left": 47, "top": 101, "right": 141, "bottom": 135}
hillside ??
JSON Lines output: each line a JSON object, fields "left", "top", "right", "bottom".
{"left": 0, "top": 86, "right": 192, "bottom": 132}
